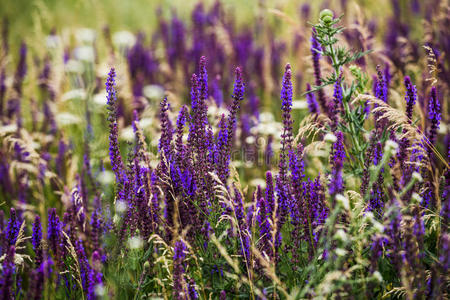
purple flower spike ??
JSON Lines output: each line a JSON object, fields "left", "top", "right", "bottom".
{"left": 32, "top": 215, "right": 43, "bottom": 266}
{"left": 159, "top": 97, "right": 174, "bottom": 159}
{"left": 310, "top": 30, "right": 327, "bottom": 113}
{"left": 427, "top": 86, "right": 441, "bottom": 152}
{"left": 306, "top": 83, "right": 319, "bottom": 114}
{"left": 258, "top": 171, "right": 275, "bottom": 259}
{"left": 215, "top": 114, "right": 229, "bottom": 184}
{"left": 47, "top": 208, "right": 61, "bottom": 257}
{"left": 223, "top": 67, "right": 245, "bottom": 181}
{"left": 397, "top": 76, "right": 417, "bottom": 169}
{"left": 0, "top": 246, "right": 15, "bottom": 299}
{"left": 173, "top": 240, "right": 187, "bottom": 300}
{"left": 198, "top": 56, "right": 208, "bottom": 102}
{"left": 5, "top": 208, "right": 20, "bottom": 248}
{"left": 106, "top": 68, "right": 125, "bottom": 183}
{"left": 279, "top": 64, "right": 293, "bottom": 186}
{"left": 175, "top": 105, "right": 189, "bottom": 166}
{"left": 404, "top": 76, "right": 417, "bottom": 123}
{"left": 329, "top": 73, "right": 343, "bottom": 131}
{"left": 329, "top": 132, "right": 345, "bottom": 198}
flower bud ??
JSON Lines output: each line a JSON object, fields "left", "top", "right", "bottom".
{"left": 412, "top": 172, "right": 423, "bottom": 182}
{"left": 384, "top": 140, "right": 398, "bottom": 155}
{"left": 324, "top": 133, "right": 337, "bottom": 143}
{"left": 336, "top": 194, "right": 349, "bottom": 210}
{"left": 373, "top": 271, "right": 383, "bottom": 282}
{"left": 411, "top": 192, "right": 422, "bottom": 204}
{"left": 143, "top": 261, "right": 151, "bottom": 272}
{"left": 320, "top": 9, "right": 334, "bottom": 23}
{"left": 334, "top": 229, "right": 348, "bottom": 242}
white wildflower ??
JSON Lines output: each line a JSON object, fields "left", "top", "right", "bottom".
{"left": 324, "top": 133, "right": 337, "bottom": 143}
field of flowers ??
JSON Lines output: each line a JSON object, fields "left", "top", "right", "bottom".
{"left": 0, "top": 0, "right": 448, "bottom": 299}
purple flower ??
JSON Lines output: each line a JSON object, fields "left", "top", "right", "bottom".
{"left": 329, "top": 132, "right": 345, "bottom": 197}
{"left": 258, "top": 171, "right": 275, "bottom": 259}
{"left": 0, "top": 246, "right": 15, "bottom": 299}
{"left": 5, "top": 208, "right": 20, "bottom": 248}
{"left": 306, "top": 83, "right": 319, "bottom": 114}
{"left": 384, "top": 200, "right": 403, "bottom": 273}
{"left": 427, "top": 86, "right": 441, "bottom": 151}
{"left": 222, "top": 67, "right": 245, "bottom": 181}
{"left": 279, "top": 64, "right": 293, "bottom": 186}
{"left": 397, "top": 76, "right": 417, "bottom": 171}
{"left": 198, "top": 56, "right": 208, "bottom": 103}
{"left": 32, "top": 215, "right": 43, "bottom": 265}
{"left": 175, "top": 105, "right": 189, "bottom": 165}
{"left": 440, "top": 233, "right": 449, "bottom": 272}
{"left": 370, "top": 235, "right": 388, "bottom": 271}
{"left": 404, "top": 76, "right": 417, "bottom": 123}
{"left": 374, "top": 65, "right": 388, "bottom": 103}
{"left": 47, "top": 208, "right": 61, "bottom": 257}
{"left": 173, "top": 240, "right": 187, "bottom": 300}
{"left": 106, "top": 68, "right": 125, "bottom": 183}
{"left": 75, "top": 239, "right": 93, "bottom": 297}
{"left": 212, "top": 75, "right": 224, "bottom": 107}
{"left": 215, "top": 114, "right": 229, "bottom": 184}
{"left": 13, "top": 42, "right": 27, "bottom": 93}
{"left": 329, "top": 73, "right": 343, "bottom": 131}
{"left": 233, "top": 185, "right": 250, "bottom": 261}
{"left": 227, "top": 67, "right": 245, "bottom": 145}
{"left": 0, "top": 68, "right": 5, "bottom": 116}
{"left": 187, "top": 279, "right": 199, "bottom": 299}
{"left": 310, "top": 30, "right": 327, "bottom": 113}
{"left": 289, "top": 144, "right": 305, "bottom": 204}
{"left": 158, "top": 97, "right": 174, "bottom": 159}
{"left": 90, "top": 210, "right": 102, "bottom": 253}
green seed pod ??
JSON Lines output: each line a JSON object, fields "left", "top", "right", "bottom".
{"left": 143, "top": 261, "right": 151, "bottom": 272}
{"left": 319, "top": 9, "right": 334, "bottom": 23}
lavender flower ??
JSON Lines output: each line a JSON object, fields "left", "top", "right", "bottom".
{"left": 329, "top": 132, "right": 345, "bottom": 198}
{"left": 384, "top": 200, "right": 403, "bottom": 274}
{"left": 227, "top": 67, "right": 245, "bottom": 149}
{"left": 106, "top": 68, "right": 125, "bottom": 182}
{"left": 215, "top": 114, "right": 229, "bottom": 184}
{"left": 0, "top": 69, "right": 5, "bottom": 117}
{"left": 159, "top": 97, "right": 174, "bottom": 159}
{"left": 187, "top": 279, "right": 198, "bottom": 299}
{"left": 222, "top": 67, "right": 244, "bottom": 181}
{"left": 306, "top": 83, "right": 319, "bottom": 114}
{"left": 90, "top": 209, "right": 102, "bottom": 253}
{"left": 233, "top": 185, "right": 250, "bottom": 261}
{"left": 258, "top": 171, "right": 275, "bottom": 259}
{"left": 440, "top": 233, "right": 449, "bottom": 272}
{"left": 32, "top": 215, "right": 43, "bottom": 265}
{"left": 374, "top": 66, "right": 388, "bottom": 105}
{"left": 427, "top": 86, "right": 441, "bottom": 152}
{"left": 173, "top": 240, "right": 187, "bottom": 300}
{"left": 289, "top": 144, "right": 305, "bottom": 192}
{"left": 5, "top": 208, "right": 20, "bottom": 248}
{"left": 397, "top": 76, "right": 417, "bottom": 171}
{"left": 0, "top": 246, "right": 15, "bottom": 300}
{"left": 404, "top": 76, "right": 417, "bottom": 122}
{"left": 47, "top": 208, "right": 61, "bottom": 257}
{"left": 310, "top": 30, "right": 327, "bottom": 112}
{"left": 279, "top": 64, "right": 293, "bottom": 186}
{"left": 212, "top": 75, "right": 224, "bottom": 107}
{"left": 175, "top": 105, "right": 189, "bottom": 166}
{"left": 329, "top": 73, "right": 343, "bottom": 131}
{"left": 75, "top": 239, "right": 94, "bottom": 298}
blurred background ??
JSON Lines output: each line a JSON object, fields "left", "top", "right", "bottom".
{"left": 0, "top": 0, "right": 447, "bottom": 195}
